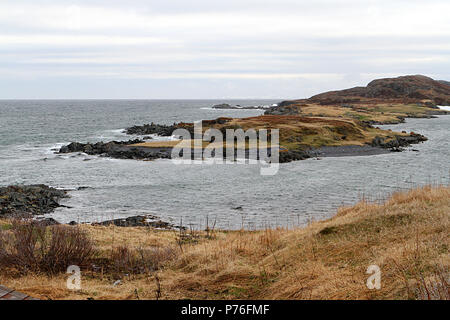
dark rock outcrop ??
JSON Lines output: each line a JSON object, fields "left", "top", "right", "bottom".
{"left": 124, "top": 122, "right": 194, "bottom": 136}
{"left": 264, "top": 102, "right": 299, "bottom": 115}
{"left": 370, "top": 133, "right": 428, "bottom": 150}
{"left": 59, "top": 139, "right": 143, "bottom": 154}
{"left": 92, "top": 214, "right": 181, "bottom": 229}
{"left": 125, "top": 123, "right": 178, "bottom": 136}
{"left": 212, "top": 103, "right": 233, "bottom": 109}
{"left": 279, "top": 149, "right": 311, "bottom": 162}
{"left": 59, "top": 144, "right": 172, "bottom": 160}
{"left": 0, "top": 185, "right": 68, "bottom": 216}
{"left": 58, "top": 139, "right": 173, "bottom": 160}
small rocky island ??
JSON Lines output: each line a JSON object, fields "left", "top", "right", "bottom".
{"left": 0, "top": 184, "right": 179, "bottom": 228}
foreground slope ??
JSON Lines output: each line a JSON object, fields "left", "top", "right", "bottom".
{"left": 1, "top": 185, "right": 448, "bottom": 300}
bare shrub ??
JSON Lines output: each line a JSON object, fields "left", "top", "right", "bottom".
{"left": 0, "top": 219, "right": 94, "bottom": 275}
{"left": 415, "top": 265, "right": 449, "bottom": 300}
{"left": 110, "top": 246, "right": 134, "bottom": 274}
{"left": 110, "top": 245, "right": 176, "bottom": 274}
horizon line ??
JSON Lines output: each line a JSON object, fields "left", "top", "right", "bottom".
{"left": 0, "top": 98, "right": 289, "bottom": 101}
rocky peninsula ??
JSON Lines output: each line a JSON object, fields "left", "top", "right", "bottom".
{"left": 264, "top": 75, "right": 450, "bottom": 122}
{"left": 57, "top": 75, "right": 448, "bottom": 163}
{"left": 59, "top": 139, "right": 173, "bottom": 160}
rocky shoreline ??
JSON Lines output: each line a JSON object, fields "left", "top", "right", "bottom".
{"left": 0, "top": 185, "right": 179, "bottom": 229}
{"left": 58, "top": 139, "right": 173, "bottom": 160}
{"left": 57, "top": 124, "right": 429, "bottom": 163}
{"left": 369, "top": 132, "right": 427, "bottom": 150}
{"left": 284, "top": 132, "right": 428, "bottom": 160}
{"left": 0, "top": 185, "right": 68, "bottom": 217}
{"left": 309, "top": 145, "right": 390, "bottom": 158}
{"left": 361, "top": 109, "right": 450, "bottom": 126}
{"left": 91, "top": 214, "right": 182, "bottom": 229}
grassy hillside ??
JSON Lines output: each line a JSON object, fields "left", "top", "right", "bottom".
{"left": 291, "top": 102, "right": 443, "bottom": 124}
{"left": 130, "top": 114, "right": 416, "bottom": 152}
{"left": 227, "top": 115, "right": 410, "bottom": 150}
{"left": 1, "top": 185, "right": 448, "bottom": 300}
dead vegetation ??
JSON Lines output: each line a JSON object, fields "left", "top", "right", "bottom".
{"left": 292, "top": 102, "right": 443, "bottom": 125}
{"left": 131, "top": 114, "right": 412, "bottom": 151}
{"left": 0, "top": 221, "right": 94, "bottom": 275}
{"left": 0, "top": 185, "right": 448, "bottom": 300}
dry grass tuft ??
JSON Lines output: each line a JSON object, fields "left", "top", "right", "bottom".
{"left": 108, "top": 245, "right": 177, "bottom": 275}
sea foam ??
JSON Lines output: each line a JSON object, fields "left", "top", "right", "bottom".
{"left": 437, "top": 105, "right": 450, "bottom": 111}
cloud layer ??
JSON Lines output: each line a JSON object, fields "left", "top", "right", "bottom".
{"left": 1, "top": 0, "right": 449, "bottom": 98}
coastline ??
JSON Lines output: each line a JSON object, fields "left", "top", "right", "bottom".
{"left": 2, "top": 114, "right": 447, "bottom": 228}
{"left": 3, "top": 76, "right": 450, "bottom": 228}
{"left": 309, "top": 145, "right": 391, "bottom": 158}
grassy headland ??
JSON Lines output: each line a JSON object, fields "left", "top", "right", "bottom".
{"left": 1, "top": 185, "right": 448, "bottom": 300}
{"left": 129, "top": 114, "right": 425, "bottom": 156}
{"left": 58, "top": 75, "right": 450, "bottom": 162}
{"left": 126, "top": 76, "right": 450, "bottom": 156}
{"left": 280, "top": 102, "right": 444, "bottom": 124}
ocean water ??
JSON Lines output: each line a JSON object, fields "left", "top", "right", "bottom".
{"left": 0, "top": 100, "right": 449, "bottom": 229}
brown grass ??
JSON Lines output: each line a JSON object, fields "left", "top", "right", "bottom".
{"left": 130, "top": 115, "right": 409, "bottom": 151}
{"left": 293, "top": 102, "right": 440, "bottom": 124}
{"left": 229, "top": 115, "right": 407, "bottom": 149}
{"left": 127, "top": 101, "right": 439, "bottom": 153}
{"left": 0, "top": 185, "right": 448, "bottom": 300}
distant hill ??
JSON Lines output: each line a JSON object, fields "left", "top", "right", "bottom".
{"left": 308, "top": 75, "right": 450, "bottom": 105}
{"left": 439, "top": 80, "right": 450, "bottom": 87}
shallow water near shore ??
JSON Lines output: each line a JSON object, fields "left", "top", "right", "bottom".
{"left": 1, "top": 100, "right": 449, "bottom": 229}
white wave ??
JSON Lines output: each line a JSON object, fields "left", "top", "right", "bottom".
{"left": 437, "top": 105, "right": 450, "bottom": 111}
{"left": 107, "top": 128, "right": 126, "bottom": 134}
{"left": 150, "top": 134, "right": 181, "bottom": 141}
{"left": 201, "top": 106, "right": 270, "bottom": 111}
{"left": 0, "top": 143, "right": 66, "bottom": 161}
{"left": 89, "top": 128, "right": 127, "bottom": 141}
{"left": 44, "top": 142, "right": 66, "bottom": 155}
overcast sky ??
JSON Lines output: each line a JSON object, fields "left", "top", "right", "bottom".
{"left": 1, "top": 0, "right": 450, "bottom": 99}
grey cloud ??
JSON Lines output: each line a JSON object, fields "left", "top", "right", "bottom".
{"left": 0, "top": 0, "right": 449, "bottom": 98}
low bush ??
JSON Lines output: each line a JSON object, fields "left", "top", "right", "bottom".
{"left": 110, "top": 245, "right": 176, "bottom": 275}
{"left": 0, "top": 220, "right": 94, "bottom": 275}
